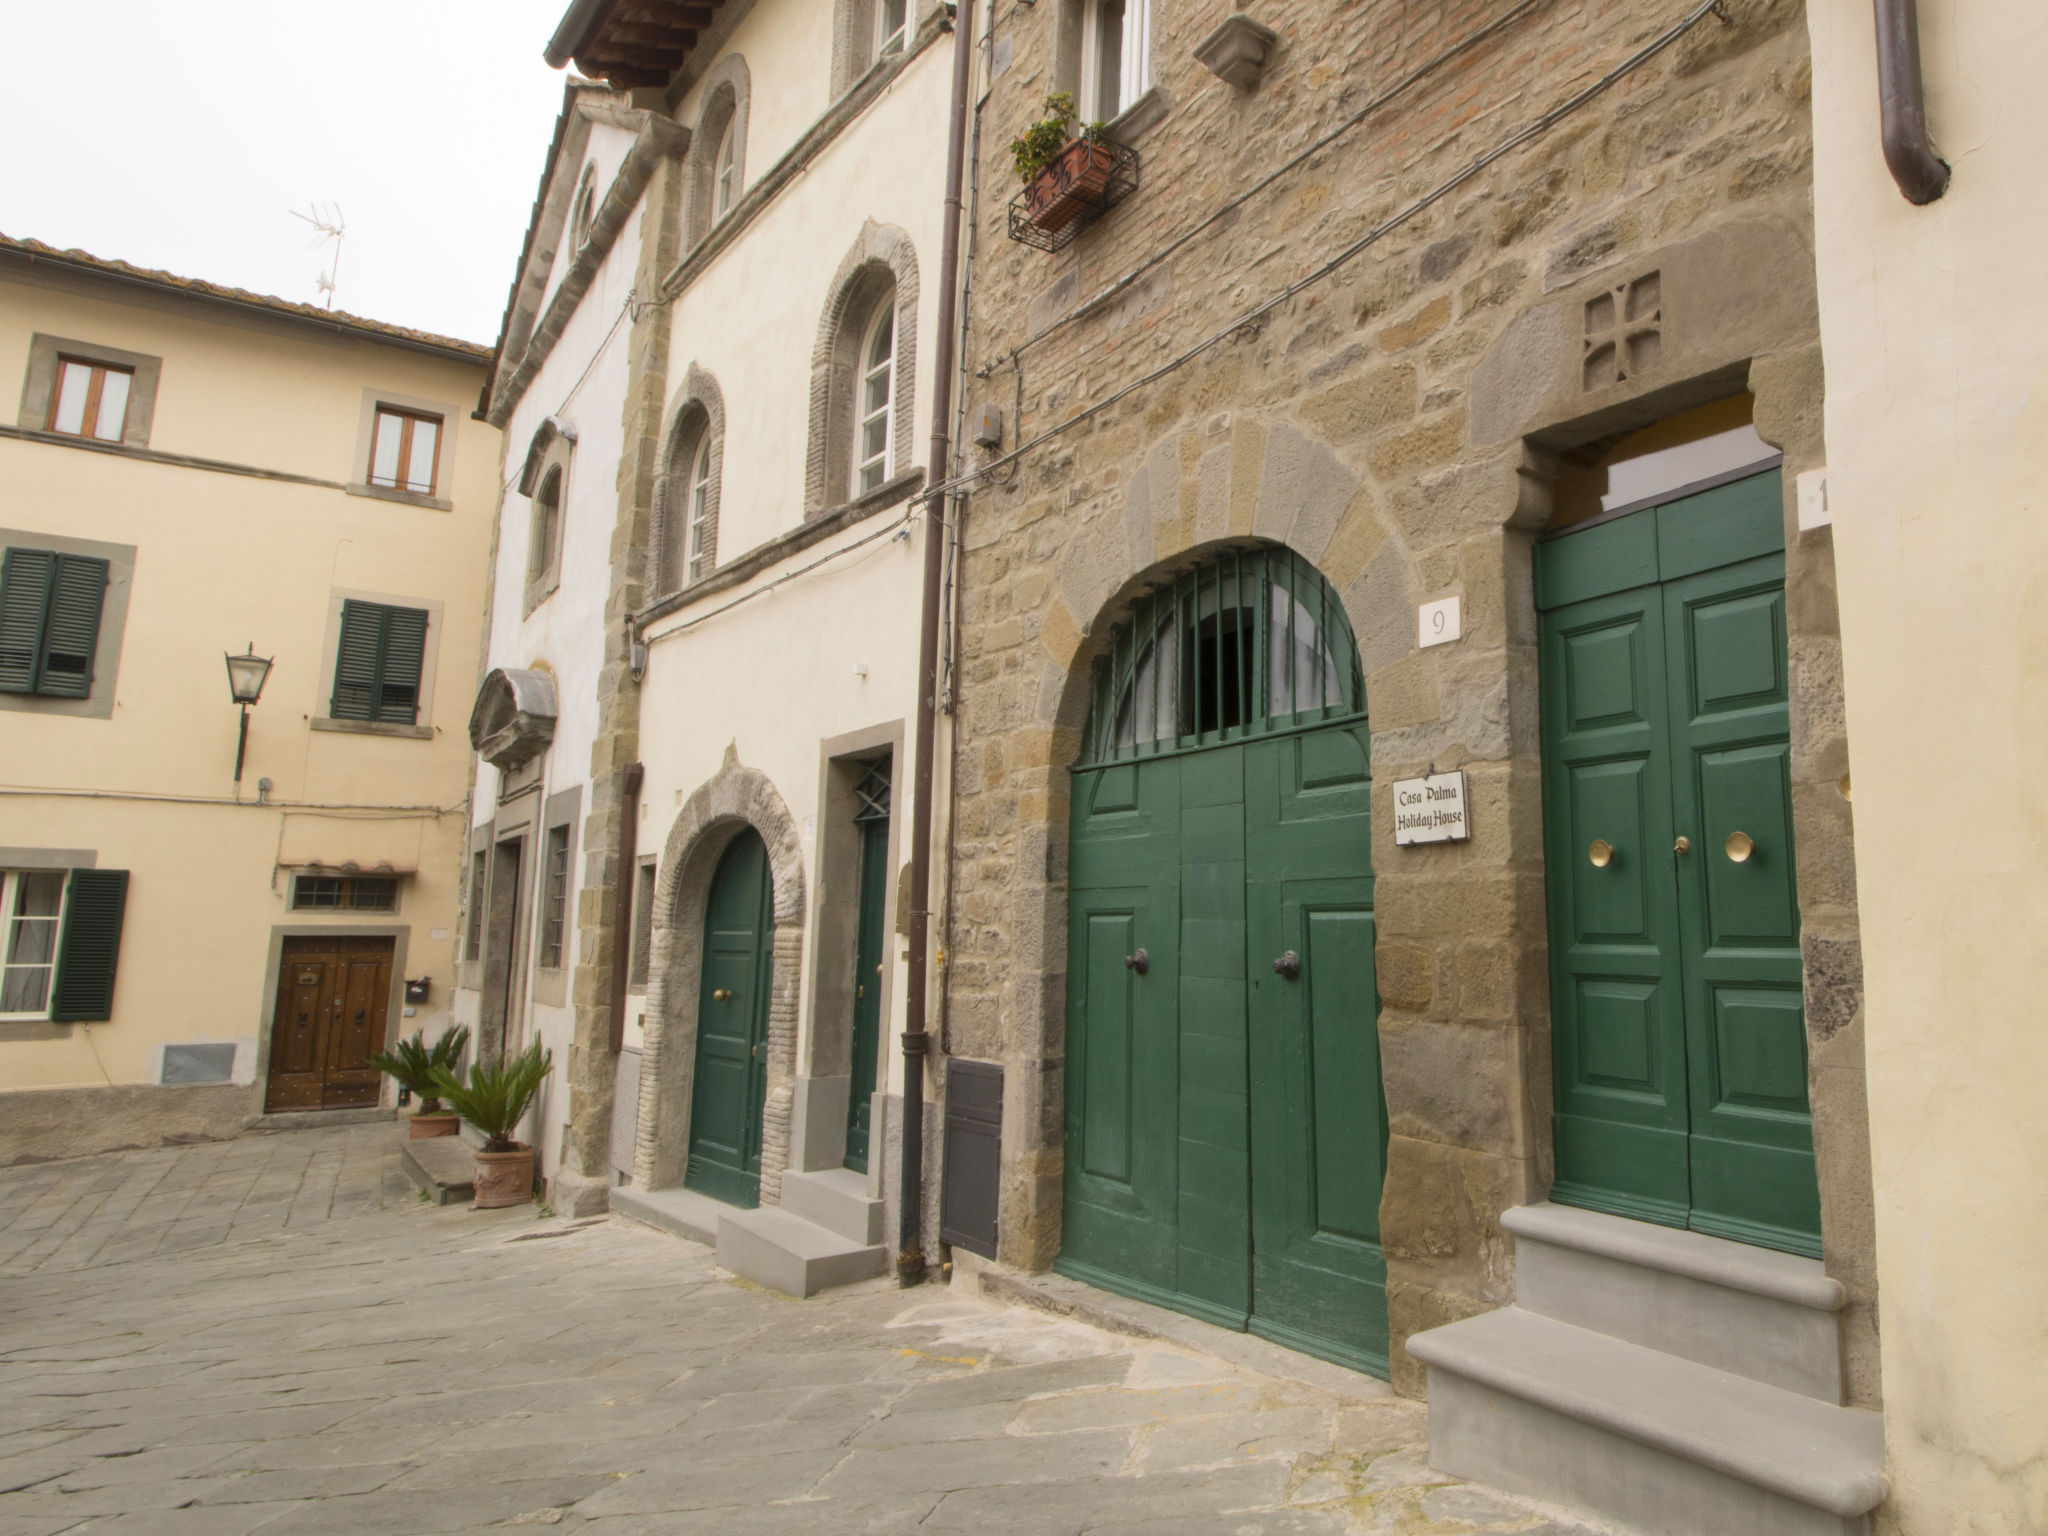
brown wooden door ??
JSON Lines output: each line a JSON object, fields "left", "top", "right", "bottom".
{"left": 265, "top": 937, "right": 393, "bottom": 1111}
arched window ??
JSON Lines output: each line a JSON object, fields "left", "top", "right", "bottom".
{"left": 1082, "top": 546, "right": 1363, "bottom": 764}
{"left": 572, "top": 163, "right": 598, "bottom": 250}
{"left": 713, "top": 119, "right": 738, "bottom": 219}
{"left": 855, "top": 299, "right": 896, "bottom": 495}
{"left": 877, "top": 0, "right": 908, "bottom": 57}
{"left": 529, "top": 467, "right": 563, "bottom": 588}
{"left": 687, "top": 435, "right": 715, "bottom": 581}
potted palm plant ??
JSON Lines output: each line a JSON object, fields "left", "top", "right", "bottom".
{"left": 1011, "top": 93, "right": 1116, "bottom": 235}
{"left": 429, "top": 1037, "right": 553, "bottom": 1209}
{"left": 367, "top": 1025, "right": 471, "bottom": 1138}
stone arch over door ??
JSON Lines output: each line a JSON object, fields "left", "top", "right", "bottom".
{"left": 635, "top": 748, "right": 806, "bottom": 1200}
{"left": 990, "top": 410, "right": 1423, "bottom": 1278}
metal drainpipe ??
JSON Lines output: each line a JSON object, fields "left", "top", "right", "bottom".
{"left": 900, "top": 0, "right": 977, "bottom": 1287}
{"left": 1874, "top": 0, "right": 1949, "bottom": 203}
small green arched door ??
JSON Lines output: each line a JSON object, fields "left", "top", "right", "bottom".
{"left": 686, "top": 828, "right": 774, "bottom": 1208}
{"left": 1060, "top": 546, "right": 1390, "bottom": 1377}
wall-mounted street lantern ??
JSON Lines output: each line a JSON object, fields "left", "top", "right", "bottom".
{"left": 224, "top": 643, "right": 274, "bottom": 782}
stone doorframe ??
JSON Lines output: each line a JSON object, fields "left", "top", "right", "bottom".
{"left": 634, "top": 747, "right": 807, "bottom": 1202}
{"left": 982, "top": 214, "right": 1874, "bottom": 1403}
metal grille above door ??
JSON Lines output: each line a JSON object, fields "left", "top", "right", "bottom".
{"left": 1081, "top": 545, "right": 1364, "bottom": 766}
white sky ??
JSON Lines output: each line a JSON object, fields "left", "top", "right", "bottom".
{"left": 7, "top": 1, "right": 576, "bottom": 346}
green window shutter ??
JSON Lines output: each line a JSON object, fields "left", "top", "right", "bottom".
{"left": 0, "top": 547, "right": 55, "bottom": 694}
{"left": 37, "top": 555, "right": 108, "bottom": 699}
{"left": 330, "top": 600, "right": 385, "bottom": 720}
{"left": 50, "top": 869, "right": 130, "bottom": 1023}
{"left": 376, "top": 606, "right": 429, "bottom": 724}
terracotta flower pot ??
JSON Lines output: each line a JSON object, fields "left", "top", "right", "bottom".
{"left": 472, "top": 1145, "right": 536, "bottom": 1208}
{"left": 1024, "top": 138, "right": 1118, "bottom": 234}
{"left": 408, "top": 1111, "right": 461, "bottom": 1140}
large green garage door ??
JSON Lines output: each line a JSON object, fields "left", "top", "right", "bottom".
{"left": 1060, "top": 546, "right": 1389, "bottom": 1377}
{"left": 1536, "top": 469, "right": 1822, "bottom": 1256}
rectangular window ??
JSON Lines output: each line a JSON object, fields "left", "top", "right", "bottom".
{"left": 290, "top": 875, "right": 398, "bottom": 911}
{"left": 466, "top": 849, "right": 488, "bottom": 961}
{"left": 541, "top": 824, "right": 571, "bottom": 969}
{"left": 1085, "top": 0, "right": 1149, "bottom": 121}
{"left": 48, "top": 359, "right": 132, "bottom": 443}
{"left": 368, "top": 407, "right": 442, "bottom": 496}
{"left": 629, "top": 859, "right": 657, "bottom": 989}
{"left": 877, "top": 0, "right": 907, "bottom": 57}
{"left": 0, "top": 548, "right": 108, "bottom": 699}
{"left": 329, "top": 599, "right": 430, "bottom": 724}
{"left": 0, "top": 870, "right": 66, "bottom": 1018}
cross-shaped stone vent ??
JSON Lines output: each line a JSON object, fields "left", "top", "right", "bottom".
{"left": 1582, "top": 271, "right": 1662, "bottom": 390}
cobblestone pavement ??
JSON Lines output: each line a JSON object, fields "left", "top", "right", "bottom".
{"left": 0, "top": 1126, "right": 1600, "bottom": 1535}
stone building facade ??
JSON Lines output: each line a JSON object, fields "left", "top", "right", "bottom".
{"left": 943, "top": 0, "right": 1882, "bottom": 1525}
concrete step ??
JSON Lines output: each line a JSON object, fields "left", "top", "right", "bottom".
{"left": 780, "top": 1166, "right": 884, "bottom": 1246}
{"left": 610, "top": 1184, "right": 724, "bottom": 1247}
{"left": 1505, "top": 1202, "right": 1846, "bottom": 1402}
{"left": 717, "top": 1204, "right": 886, "bottom": 1299}
{"left": 1409, "top": 1307, "right": 1885, "bottom": 1536}
{"left": 399, "top": 1137, "right": 474, "bottom": 1206}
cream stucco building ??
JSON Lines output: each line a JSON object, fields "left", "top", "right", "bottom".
{"left": 466, "top": 0, "right": 961, "bottom": 1295}
{"left": 1805, "top": 0, "right": 2048, "bottom": 1529}
{"left": 0, "top": 235, "right": 496, "bottom": 1161}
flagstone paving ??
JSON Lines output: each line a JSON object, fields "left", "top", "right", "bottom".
{"left": 0, "top": 1126, "right": 1605, "bottom": 1534}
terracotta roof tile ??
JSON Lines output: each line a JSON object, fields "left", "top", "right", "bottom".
{"left": 0, "top": 232, "right": 493, "bottom": 362}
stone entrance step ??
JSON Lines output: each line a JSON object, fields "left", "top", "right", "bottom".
{"left": 779, "top": 1166, "right": 884, "bottom": 1246}
{"left": 611, "top": 1181, "right": 887, "bottom": 1299}
{"left": 399, "top": 1137, "right": 474, "bottom": 1206}
{"left": 1407, "top": 1203, "right": 1886, "bottom": 1536}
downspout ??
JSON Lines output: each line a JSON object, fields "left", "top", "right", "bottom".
{"left": 1874, "top": 0, "right": 1949, "bottom": 203}
{"left": 900, "top": 0, "right": 976, "bottom": 1287}
{"left": 608, "top": 761, "right": 644, "bottom": 1053}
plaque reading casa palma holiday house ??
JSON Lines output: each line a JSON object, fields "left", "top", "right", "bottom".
{"left": 1392, "top": 770, "right": 1470, "bottom": 845}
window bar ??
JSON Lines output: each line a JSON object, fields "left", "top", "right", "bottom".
{"left": 1179, "top": 565, "right": 1193, "bottom": 745}
{"left": 1282, "top": 551, "right": 1297, "bottom": 726}
{"left": 1140, "top": 587, "right": 1155, "bottom": 752}
{"left": 1090, "top": 653, "right": 1108, "bottom": 763}
{"left": 1232, "top": 548, "right": 1247, "bottom": 739}
{"left": 1314, "top": 556, "right": 1332, "bottom": 718}
{"left": 1109, "top": 624, "right": 1127, "bottom": 760}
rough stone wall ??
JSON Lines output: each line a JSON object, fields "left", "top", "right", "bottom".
{"left": 951, "top": 0, "right": 1871, "bottom": 1398}
{"left": 556, "top": 145, "right": 689, "bottom": 1218}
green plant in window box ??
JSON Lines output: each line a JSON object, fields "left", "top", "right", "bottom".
{"left": 429, "top": 1038, "right": 554, "bottom": 1209}
{"left": 367, "top": 1025, "right": 470, "bottom": 1139}
{"left": 1010, "top": 93, "right": 1116, "bottom": 234}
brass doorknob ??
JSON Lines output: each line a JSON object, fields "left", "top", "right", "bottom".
{"left": 1725, "top": 830, "right": 1755, "bottom": 863}
{"left": 1272, "top": 951, "right": 1301, "bottom": 981}
{"left": 713, "top": 988, "right": 732, "bottom": 1002}
{"left": 1674, "top": 835, "right": 1691, "bottom": 855}
{"left": 1588, "top": 839, "right": 1614, "bottom": 868}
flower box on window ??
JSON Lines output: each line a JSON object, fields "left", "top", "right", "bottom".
{"left": 1008, "top": 135, "right": 1140, "bottom": 253}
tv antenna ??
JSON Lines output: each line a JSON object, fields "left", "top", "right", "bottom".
{"left": 289, "top": 203, "right": 346, "bottom": 310}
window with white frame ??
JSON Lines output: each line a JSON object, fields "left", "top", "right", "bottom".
{"left": 1082, "top": 0, "right": 1150, "bottom": 123}
{"left": 1, "top": 870, "right": 65, "bottom": 1018}
{"left": 688, "top": 435, "right": 715, "bottom": 580}
{"left": 368, "top": 406, "right": 442, "bottom": 496}
{"left": 855, "top": 300, "right": 895, "bottom": 495}
{"left": 713, "top": 119, "right": 738, "bottom": 219}
{"left": 48, "top": 358, "right": 132, "bottom": 443}
{"left": 876, "top": 0, "right": 908, "bottom": 59}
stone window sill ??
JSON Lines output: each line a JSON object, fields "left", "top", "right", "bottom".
{"left": 806, "top": 466, "right": 925, "bottom": 525}
{"left": 1106, "top": 86, "right": 1170, "bottom": 146}
{"left": 346, "top": 482, "right": 453, "bottom": 513}
{"left": 311, "top": 716, "right": 434, "bottom": 741}
{"left": 523, "top": 573, "right": 560, "bottom": 619}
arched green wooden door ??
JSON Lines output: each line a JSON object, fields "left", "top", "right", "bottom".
{"left": 1536, "top": 469, "right": 1821, "bottom": 1255}
{"left": 686, "top": 828, "right": 774, "bottom": 1208}
{"left": 1060, "top": 546, "right": 1389, "bottom": 1376}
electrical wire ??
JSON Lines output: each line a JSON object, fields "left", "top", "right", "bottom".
{"left": 0, "top": 786, "right": 461, "bottom": 815}
{"left": 639, "top": 507, "right": 917, "bottom": 645}
{"left": 996, "top": 0, "right": 1551, "bottom": 368}
{"left": 934, "top": 0, "right": 1726, "bottom": 508}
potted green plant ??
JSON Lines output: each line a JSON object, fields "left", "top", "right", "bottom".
{"left": 1011, "top": 93, "right": 1115, "bottom": 235}
{"left": 367, "top": 1025, "right": 471, "bottom": 1139}
{"left": 429, "top": 1037, "right": 554, "bottom": 1209}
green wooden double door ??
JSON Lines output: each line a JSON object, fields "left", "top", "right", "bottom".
{"left": 1061, "top": 723, "right": 1389, "bottom": 1375}
{"left": 1537, "top": 469, "right": 1821, "bottom": 1256}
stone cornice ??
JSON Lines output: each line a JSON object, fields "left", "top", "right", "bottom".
{"left": 486, "top": 110, "right": 692, "bottom": 428}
